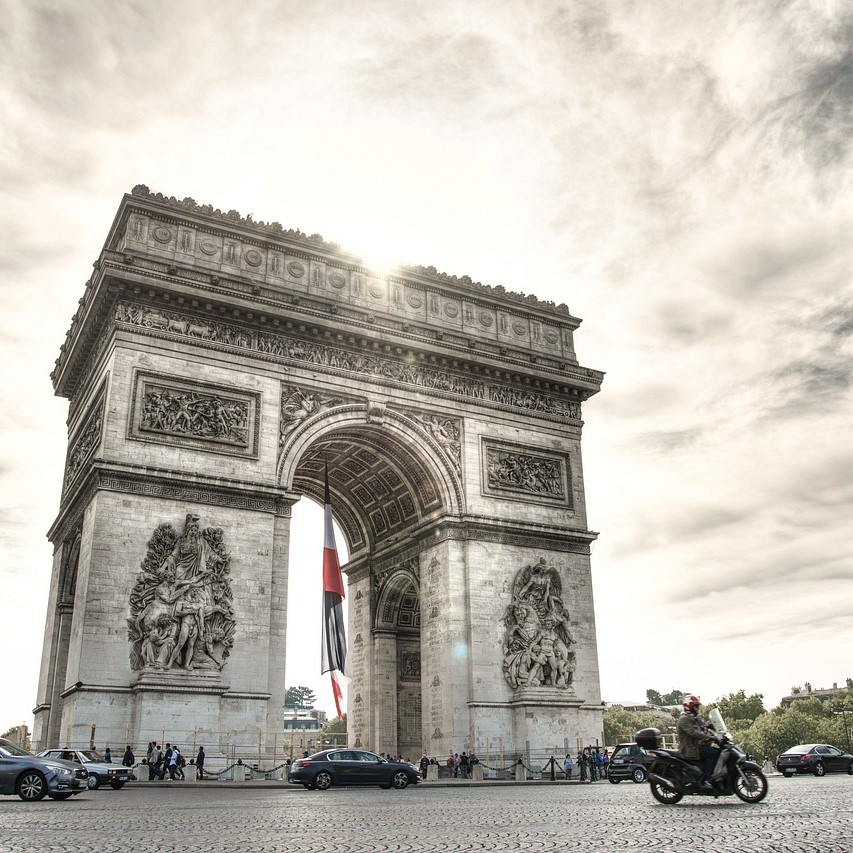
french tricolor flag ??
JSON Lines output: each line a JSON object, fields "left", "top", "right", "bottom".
{"left": 321, "top": 464, "right": 348, "bottom": 719}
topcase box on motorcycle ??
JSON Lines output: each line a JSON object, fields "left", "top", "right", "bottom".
{"left": 634, "top": 728, "right": 663, "bottom": 750}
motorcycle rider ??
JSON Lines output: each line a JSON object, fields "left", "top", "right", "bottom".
{"left": 676, "top": 695, "right": 719, "bottom": 789}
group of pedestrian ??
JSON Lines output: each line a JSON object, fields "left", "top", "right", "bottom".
{"left": 101, "top": 745, "right": 135, "bottom": 767}
{"left": 144, "top": 741, "right": 203, "bottom": 780}
{"left": 568, "top": 748, "right": 609, "bottom": 781}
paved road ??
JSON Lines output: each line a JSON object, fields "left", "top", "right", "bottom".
{"left": 1, "top": 775, "right": 851, "bottom": 852}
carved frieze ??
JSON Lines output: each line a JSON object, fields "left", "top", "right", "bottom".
{"left": 128, "top": 371, "right": 260, "bottom": 457}
{"left": 127, "top": 514, "right": 235, "bottom": 673}
{"left": 64, "top": 395, "right": 104, "bottom": 494}
{"left": 502, "top": 557, "right": 575, "bottom": 690}
{"left": 114, "top": 300, "right": 587, "bottom": 423}
{"left": 481, "top": 440, "right": 571, "bottom": 506}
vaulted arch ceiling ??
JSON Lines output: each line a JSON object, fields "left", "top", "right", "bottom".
{"left": 292, "top": 425, "right": 445, "bottom": 556}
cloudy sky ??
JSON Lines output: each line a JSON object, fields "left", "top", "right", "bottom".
{"left": 1, "top": 0, "right": 851, "bottom": 733}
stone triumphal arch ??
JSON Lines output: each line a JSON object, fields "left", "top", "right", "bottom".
{"left": 34, "top": 186, "right": 605, "bottom": 758}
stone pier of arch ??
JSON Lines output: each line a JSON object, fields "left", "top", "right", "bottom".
{"left": 33, "top": 187, "right": 605, "bottom": 760}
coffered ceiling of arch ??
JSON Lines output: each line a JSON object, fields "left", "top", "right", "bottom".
{"left": 292, "top": 427, "right": 443, "bottom": 555}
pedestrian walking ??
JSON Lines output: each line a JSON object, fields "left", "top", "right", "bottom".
{"left": 103, "top": 747, "right": 112, "bottom": 763}
{"left": 459, "top": 751, "right": 470, "bottom": 779}
{"left": 149, "top": 743, "right": 162, "bottom": 780}
{"left": 196, "top": 746, "right": 206, "bottom": 780}
{"left": 122, "top": 744, "right": 134, "bottom": 767}
{"left": 563, "top": 753, "right": 573, "bottom": 779}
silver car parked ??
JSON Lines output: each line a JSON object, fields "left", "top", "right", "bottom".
{"left": 0, "top": 738, "right": 88, "bottom": 801}
{"left": 37, "top": 748, "right": 133, "bottom": 789}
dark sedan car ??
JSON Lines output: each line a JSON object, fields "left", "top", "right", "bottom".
{"left": 776, "top": 744, "right": 853, "bottom": 777}
{"left": 0, "top": 738, "right": 88, "bottom": 801}
{"left": 289, "top": 748, "right": 419, "bottom": 790}
{"left": 608, "top": 742, "right": 648, "bottom": 783}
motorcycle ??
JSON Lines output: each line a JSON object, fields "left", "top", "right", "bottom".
{"left": 635, "top": 709, "right": 768, "bottom": 804}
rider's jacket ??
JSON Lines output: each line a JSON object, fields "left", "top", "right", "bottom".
{"left": 676, "top": 710, "right": 715, "bottom": 759}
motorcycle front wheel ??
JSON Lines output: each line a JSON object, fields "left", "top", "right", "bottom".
{"left": 733, "top": 768, "right": 768, "bottom": 803}
{"left": 649, "top": 780, "right": 683, "bottom": 805}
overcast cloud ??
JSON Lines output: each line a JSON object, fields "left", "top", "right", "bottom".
{"left": 1, "top": 0, "right": 851, "bottom": 728}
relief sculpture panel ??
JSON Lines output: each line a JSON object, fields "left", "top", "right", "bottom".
{"left": 481, "top": 440, "right": 570, "bottom": 505}
{"left": 127, "top": 514, "right": 235, "bottom": 672}
{"left": 502, "top": 557, "right": 576, "bottom": 690}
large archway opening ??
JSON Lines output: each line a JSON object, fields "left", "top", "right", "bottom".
{"left": 281, "top": 411, "right": 458, "bottom": 757}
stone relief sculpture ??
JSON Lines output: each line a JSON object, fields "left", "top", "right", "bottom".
{"left": 487, "top": 449, "right": 564, "bottom": 498}
{"left": 127, "top": 514, "right": 235, "bottom": 673}
{"left": 408, "top": 412, "right": 462, "bottom": 477}
{"left": 140, "top": 387, "right": 249, "bottom": 446}
{"left": 279, "top": 385, "right": 346, "bottom": 443}
{"left": 502, "top": 557, "right": 575, "bottom": 690}
{"left": 64, "top": 400, "right": 103, "bottom": 492}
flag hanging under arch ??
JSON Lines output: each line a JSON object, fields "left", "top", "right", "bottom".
{"left": 320, "top": 465, "right": 348, "bottom": 719}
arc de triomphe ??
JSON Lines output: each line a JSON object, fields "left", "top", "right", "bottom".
{"left": 34, "top": 186, "right": 605, "bottom": 758}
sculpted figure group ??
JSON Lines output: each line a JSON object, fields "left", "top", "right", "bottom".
{"left": 128, "top": 514, "right": 235, "bottom": 672}
{"left": 502, "top": 557, "right": 576, "bottom": 690}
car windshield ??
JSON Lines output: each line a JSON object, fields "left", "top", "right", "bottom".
{"left": 0, "top": 740, "right": 31, "bottom": 757}
{"left": 78, "top": 751, "right": 101, "bottom": 762}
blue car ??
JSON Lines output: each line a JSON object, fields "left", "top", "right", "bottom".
{"left": 0, "top": 738, "right": 88, "bottom": 800}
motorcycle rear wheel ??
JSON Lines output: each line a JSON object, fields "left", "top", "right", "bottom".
{"left": 733, "top": 768, "right": 768, "bottom": 803}
{"left": 649, "top": 780, "right": 683, "bottom": 805}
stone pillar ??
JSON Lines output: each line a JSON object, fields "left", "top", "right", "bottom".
{"left": 372, "top": 631, "right": 398, "bottom": 754}
{"left": 266, "top": 502, "right": 295, "bottom": 740}
{"left": 471, "top": 763, "right": 484, "bottom": 781}
{"left": 426, "top": 763, "right": 439, "bottom": 781}
{"left": 47, "top": 603, "right": 74, "bottom": 746}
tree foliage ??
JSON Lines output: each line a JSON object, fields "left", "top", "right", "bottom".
{"left": 646, "top": 688, "right": 689, "bottom": 706}
{"left": 323, "top": 714, "right": 347, "bottom": 735}
{"left": 706, "top": 690, "right": 765, "bottom": 724}
{"left": 285, "top": 685, "right": 317, "bottom": 708}
{"left": 604, "top": 707, "right": 666, "bottom": 746}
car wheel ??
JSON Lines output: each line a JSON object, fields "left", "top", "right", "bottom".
{"left": 87, "top": 774, "right": 101, "bottom": 790}
{"left": 110, "top": 782, "right": 125, "bottom": 790}
{"left": 631, "top": 767, "right": 647, "bottom": 784}
{"left": 649, "top": 780, "right": 682, "bottom": 805}
{"left": 314, "top": 770, "right": 333, "bottom": 791}
{"left": 813, "top": 762, "right": 825, "bottom": 777}
{"left": 782, "top": 770, "right": 793, "bottom": 777}
{"left": 391, "top": 771, "right": 410, "bottom": 789}
{"left": 609, "top": 776, "right": 620, "bottom": 784}
{"left": 848, "top": 762, "right": 853, "bottom": 775}
{"left": 17, "top": 771, "right": 48, "bottom": 801}
{"left": 48, "top": 793, "right": 73, "bottom": 800}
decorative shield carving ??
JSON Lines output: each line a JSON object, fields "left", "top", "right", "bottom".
{"left": 127, "top": 514, "right": 235, "bottom": 673}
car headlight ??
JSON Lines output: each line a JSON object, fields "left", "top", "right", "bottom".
{"left": 49, "top": 766, "right": 74, "bottom": 776}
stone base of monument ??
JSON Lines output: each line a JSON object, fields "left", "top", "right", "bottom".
{"left": 515, "top": 762, "right": 527, "bottom": 782}
{"left": 471, "top": 763, "right": 484, "bottom": 782}
{"left": 426, "top": 764, "right": 439, "bottom": 781}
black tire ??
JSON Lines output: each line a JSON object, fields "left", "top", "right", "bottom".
{"left": 87, "top": 774, "right": 101, "bottom": 790}
{"left": 734, "top": 768, "right": 768, "bottom": 803}
{"left": 17, "top": 771, "right": 48, "bottom": 801}
{"left": 303, "top": 782, "right": 315, "bottom": 790}
{"left": 649, "top": 780, "right": 683, "bottom": 805}
{"left": 782, "top": 770, "right": 793, "bottom": 777}
{"left": 314, "top": 770, "right": 333, "bottom": 791}
{"left": 847, "top": 762, "right": 853, "bottom": 775}
{"left": 110, "top": 782, "right": 125, "bottom": 790}
{"left": 632, "top": 767, "right": 647, "bottom": 784}
{"left": 609, "top": 776, "right": 620, "bottom": 784}
{"left": 391, "top": 771, "right": 410, "bottom": 790}
{"left": 813, "top": 762, "right": 825, "bottom": 777}
{"left": 48, "top": 793, "right": 73, "bottom": 800}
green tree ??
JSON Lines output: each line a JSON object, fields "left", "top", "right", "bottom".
{"left": 646, "top": 689, "right": 663, "bottom": 705}
{"left": 660, "top": 689, "right": 688, "bottom": 706}
{"left": 707, "top": 690, "right": 765, "bottom": 725}
{"left": 285, "top": 685, "right": 317, "bottom": 708}
{"left": 604, "top": 707, "right": 665, "bottom": 746}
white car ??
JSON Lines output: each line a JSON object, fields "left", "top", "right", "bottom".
{"left": 37, "top": 749, "right": 133, "bottom": 789}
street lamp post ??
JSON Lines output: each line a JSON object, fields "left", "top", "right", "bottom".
{"left": 833, "top": 706, "right": 853, "bottom": 753}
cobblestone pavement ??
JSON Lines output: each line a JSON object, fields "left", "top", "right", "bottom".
{"left": 1, "top": 775, "right": 852, "bottom": 853}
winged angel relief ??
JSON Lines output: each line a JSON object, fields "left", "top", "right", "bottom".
{"left": 127, "top": 514, "right": 235, "bottom": 672}
{"left": 502, "top": 558, "right": 576, "bottom": 689}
